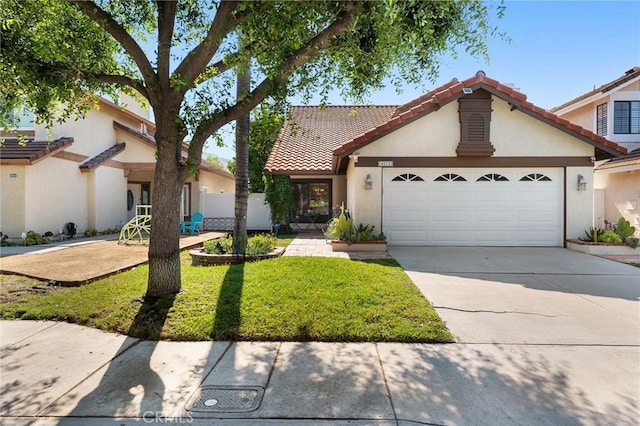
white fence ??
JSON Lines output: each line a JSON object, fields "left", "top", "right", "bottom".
{"left": 201, "top": 193, "right": 272, "bottom": 231}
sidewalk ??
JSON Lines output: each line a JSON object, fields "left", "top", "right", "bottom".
{"left": 3, "top": 320, "right": 637, "bottom": 425}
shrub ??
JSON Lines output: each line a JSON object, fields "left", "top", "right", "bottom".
{"left": 324, "top": 209, "right": 357, "bottom": 243}
{"left": 600, "top": 230, "right": 622, "bottom": 244}
{"left": 84, "top": 229, "right": 98, "bottom": 237}
{"left": 246, "top": 234, "right": 277, "bottom": 255}
{"left": 614, "top": 217, "right": 636, "bottom": 240}
{"left": 25, "top": 230, "right": 51, "bottom": 246}
{"left": 204, "top": 236, "right": 233, "bottom": 254}
{"left": 203, "top": 234, "right": 276, "bottom": 255}
{"left": 580, "top": 227, "right": 604, "bottom": 242}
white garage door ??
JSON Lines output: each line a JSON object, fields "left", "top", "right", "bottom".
{"left": 383, "top": 168, "right": 563, "bottom": 246}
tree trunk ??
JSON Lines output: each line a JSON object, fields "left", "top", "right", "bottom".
{"left": 146, "top": 119, "right": 184, "bottom": 297}
{"left": 233, "top": 64, "right": 250, "bottom": 255}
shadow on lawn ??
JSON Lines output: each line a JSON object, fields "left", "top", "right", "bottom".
{"left": 211, "top": 262, "right": 245, "bottom": 340}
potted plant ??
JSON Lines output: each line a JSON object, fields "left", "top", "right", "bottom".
{"left": 324, "top": 208, "right": 387, "bottom": 252}
{"left": 567, "top": 217, "right": 638, "bottom": 255}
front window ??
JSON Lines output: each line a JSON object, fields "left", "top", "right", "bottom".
{"left": 292, "top": 180, "right": 331, "bottom": 222}
{"left": 596, "top": 103, "right": 607, "bottom": 136}
{"left": 613, "top": 101, "right": 640, "bottom": 134}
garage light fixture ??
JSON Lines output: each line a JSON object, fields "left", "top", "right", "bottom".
{"left": 365, "top": 174, "right": 373, "bottom": 190}
{"left": 577, "top": 174, "right": 587, "bottom": 191}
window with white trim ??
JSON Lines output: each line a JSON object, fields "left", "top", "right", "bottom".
{"left": 614, "top": 101, "right": 640, "bottom": 134}
{"left": 596, "top": 103, "right": 607, "bottom": 136}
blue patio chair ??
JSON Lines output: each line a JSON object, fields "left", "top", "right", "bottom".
{"left": 180, "top": 211, "right": 204, "bottom": 235}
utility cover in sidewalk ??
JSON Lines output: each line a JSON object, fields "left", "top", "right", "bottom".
{"left": 186, "top": 386, "right": 264, "bottom": 413}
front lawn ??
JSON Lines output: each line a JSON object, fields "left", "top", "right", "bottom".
{"left": 0, "top": 256, "right": 453, "bottom": 343}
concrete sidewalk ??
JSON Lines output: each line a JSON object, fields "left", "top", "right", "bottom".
{"left": 1, "top": 320, "right": 638, "bottom": 425}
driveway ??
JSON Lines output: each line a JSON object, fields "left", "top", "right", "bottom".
{"left": 389, "top": 246, "right": 640, "bottom": 345}
{"left": 386, "top": 246, "right": 639, "bottom": 423}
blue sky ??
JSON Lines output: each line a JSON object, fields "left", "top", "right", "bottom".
{"left": 210, "top": 0, "right": 640, "bottom": 160}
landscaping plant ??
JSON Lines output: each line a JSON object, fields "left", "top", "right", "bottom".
{"left": 599, "top": 230, "right": 622, "bottom": 244}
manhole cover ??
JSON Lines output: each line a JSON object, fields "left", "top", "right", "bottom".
{"left": 186, "top": 386, "right": 264, "bottom": 413}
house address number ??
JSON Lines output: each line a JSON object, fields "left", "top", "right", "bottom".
{"left": 378, "top": 161, "right": 394, "bottom": 167}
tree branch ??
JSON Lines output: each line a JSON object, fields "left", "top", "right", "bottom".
{"left": 67, "top": 0, "right": 158, "bottom": 102}
{"left": 186, "top": 2, "right": 363, "bottom": 168}
{"left": 92, "top": 74, "right": 149, "bottom": 100}
{"left": 156, "top": 0, "right": 177, "bottom": 92}
{"left": 173, "top": 0, "right": 239, "bottom": 92}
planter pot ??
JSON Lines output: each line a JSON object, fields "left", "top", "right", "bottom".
{"left": 190, "top": 247, "right": 285, "bottom": 266}
{"left": 331, "top": 240, "right": 387, "bottom": 253}
{"left": 566, "top": 239, "right": 638, "bottom": 256}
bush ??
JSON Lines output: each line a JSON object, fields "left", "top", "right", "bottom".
{"left": 324, "top": 209, "right": 385, "bottom": 244}
{"left": 614, "top": 217, "right": 636, "bottom": 241}
{"left": 203, "top": 236, "right": 233, "bottom": 254}
{"left": 580, "top": 227, "right": 604, "bottom": 242}
{"left": 25, "top": 230, "right": 51, "bottom": 246}
{"left": 203, "top": 234, "right": 276, "bottom": 255}
{"left": 246, "top": 234, "right": 277, "bottom": 255}
{"left": 600, "top": 230, "right": 622, "bottom": 244}
{"left": 84, "top": 229, "right": 98, "bottom": 237}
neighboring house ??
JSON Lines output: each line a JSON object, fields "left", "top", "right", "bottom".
{"left": 551, "top": 67, "right": 640, "bottom": 231}
{"left": 0, "top": 96, "right": 235, "bottom": 240}
{"left": 265, "top": 71, "right": 626, "bottom": 246}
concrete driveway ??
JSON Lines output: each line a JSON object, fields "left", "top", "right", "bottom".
{"left": 388, "top": 246, "right": 640, "bottom": 345}
{"left": 388, "top": 246, "right": 640, "bottom": 423}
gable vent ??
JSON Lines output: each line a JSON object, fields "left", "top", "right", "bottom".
{"left": 456, "top": 89, "right": 495, "bottom": 157}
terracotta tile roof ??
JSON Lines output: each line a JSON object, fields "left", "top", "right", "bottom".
{"left": 79, "top": 143, "right": 126, "bottom": 172}
{"left": 596, "top": 147, "right": 640, "bottom": 171}
{"left": 265, "top": 105, "right": 397, "bottom": 173}
{"left": 0, "top": 137, "right": 74, "bottom": 165}
{"left": 333, "top": 71, "right": 627, "bottom": 165}
{"left": 550, "top": 67, "right": 640, "bottom": 112}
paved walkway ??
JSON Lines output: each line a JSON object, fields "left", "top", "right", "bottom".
{"left": 283, "top": 231, "right": 391, "bottom": 260}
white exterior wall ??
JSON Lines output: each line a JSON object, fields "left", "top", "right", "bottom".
{"left": 0, "top": 165, "right": 26, "bottom": 238}
{"left": 346, "top": 162, "right": 382, "bottom": 231}
{"left": 93, "top": 166, "right": 128, "bottom": 230}
{"left": 201, "top": 193, "right": 271, "bottom": 230}
{"left": 566, "top": 166, "right": 596, "bottom": 240}
{"left": 24, "top": 157, "right": 88, "bottom": 234}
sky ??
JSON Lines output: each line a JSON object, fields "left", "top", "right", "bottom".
{"left": 209, "top": 0, "right": 640, "bottom": 161}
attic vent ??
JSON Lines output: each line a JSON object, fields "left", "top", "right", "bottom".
{"left": 468, "top": 114, "right": 485, "bottom": 142}
{"left": 456, "top": 89, "right": 495, "bottom": 157}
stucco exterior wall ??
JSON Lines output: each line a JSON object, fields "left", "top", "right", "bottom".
{"left": 491, "top": 100, "right": 594, "bottom": 157}
{"left": 346, "top": 163, "right": 382, "bottom": 231}
{"left": 359, "top": 97, "right": 594, "bottom": 158}
{"left": 566, "top": 166, "right": 596, "bottom": 240}
{"left": 594, "top": 170, "right": 640, "bottom": 235}
{"left": 24, "top": 157, "right": 89, "bottom": 234}
{"left": 359, "top": 102, "right": 459, "bottom": 157}
{"left": 93, "top": 166, "right": 128, "bottom": 230}
{"left": 0, "top": 165, "right": 26, "bottom": 238}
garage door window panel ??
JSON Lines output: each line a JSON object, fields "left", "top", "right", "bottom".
{"left": 434, "top": 173, "right": 467, "bottom": 182}
{"left": 477, "top": 173, "right": 509, "bottom": 182}
{"left": 520, "top": 173, "right": 552, "bottom": 181}
{"left": 391, "top": 173, "right": 424, "bottom": 182}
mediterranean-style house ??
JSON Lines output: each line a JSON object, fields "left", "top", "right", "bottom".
{"left": 551, "top": 67, "right": 640, "bottom": 231}
{"left": 0, "top": 96, "right": 235, "bottom": 241}
{"left": 265, "top": 71, "right": 627, "bottom": 246}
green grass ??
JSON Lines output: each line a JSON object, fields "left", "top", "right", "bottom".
{"left": 630, "top": 263, "right": 640, "bottom": 268}
{"left": 0, "top": 255, "right": 453, "bottom": 343}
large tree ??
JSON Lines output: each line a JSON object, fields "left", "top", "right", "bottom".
{"left": 1, "top": 0, "right": 503, "bottom": 296}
